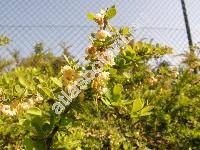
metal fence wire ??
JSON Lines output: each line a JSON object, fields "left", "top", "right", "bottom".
{"left": 0, "top": 0, "right": 200, "bottom": 65}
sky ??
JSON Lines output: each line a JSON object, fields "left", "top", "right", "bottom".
{"left": 0, "top": 0, "right": 200, "bottom": 64}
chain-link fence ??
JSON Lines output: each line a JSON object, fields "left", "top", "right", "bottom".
{"left": 0, "top": 0, "right": 200, "bottom": 64}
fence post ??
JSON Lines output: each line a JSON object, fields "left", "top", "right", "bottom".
{"left": 180, "top": 0, "right": 193, "bottom": 52}
{"left": 181, "top": 0, "right": 198, "bottom": 73}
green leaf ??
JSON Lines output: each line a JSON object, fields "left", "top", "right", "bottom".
{"left": 0, "top": 119, "right": 3, "bottom": 125}
{"left": 18, "top": 77, "right": 28, "bottom": 87}
{"left": 24, "top": 137, "right": 46, "bottom": 150}
{"left": 132, "top": 98, "right": 144, "bottom": 113}
{"left": 112, "top": 100, "right": 132, "bottom": 106}
{"left": 42, "top": 123, "right": 51, "bottom": 134}
{"left": 105, "top": 6, "right": 117, "bottom": 19}
{"left": 140, "top": 106, "right": 154, "bottom": 116}
{"left": 19, "top": 119, "right": 26, "bottom": 125}
{"left": 27, "top": 107, "right": 42, "bottom": 116}
{"left": 122, "top": 27, "right": 130, "bottom": 35}
{"left": 109, "top": 68, "right": 117, "bottom": 75}
{"left": 123, "top": 72, "right": 131, "bottom": 79}
{"left": 126, "top": 45, "right": 133, "bottom": 52}
{"left": 37, "top": 85, "right": 54, "bottom": 98}
{"left": 24, "top": 137, "right": 34, "bottom": 150}
{"left": 18, "top": 76, "right": 35, "bottom": 91}
{"left": 31, "top": 117, "right": 44, "bottom": 135}
{"left": 87, "top": 12, "right": 95, "bottom": 20}
{"left": 113, "top": 84, "right": 123, "bottom": 96}
{"left": 101, "top": 98, "right": 111, "bottom": 106}
{"left": 50, "top": 77, "right": 62, "bottom": 88}
{"left": 15, "top": 85, "right": 25, "bottom": 96}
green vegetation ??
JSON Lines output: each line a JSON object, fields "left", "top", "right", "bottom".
{"left": 0, "top": 6, "right": 199, "bottom": 149}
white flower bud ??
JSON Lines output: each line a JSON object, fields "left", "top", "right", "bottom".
{"left": 35, "top": 94, "right": 43, "bottom": 103}
{"left": 21, "top": 102, "right": 30, "bottom": 110}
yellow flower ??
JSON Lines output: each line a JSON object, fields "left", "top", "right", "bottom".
{"left": 62, "top": 65, "right": 80, "bottom": 86}
{"left": 99, "top": 72, "right": 110, "bottom": 80}
{"left": 91, "top": 77, "right": 103, "bottom": 93}
{"left": 91, "top": 72, "right": 109, "bottom": 94}
{"left": 148, "top": 76, "right": 158, "bottom": 85}
{"left": 96, "top": 30, "right": 111, "bottom": 41}
{"left": 85, "top": 45, "right": 97, "bottom": 57}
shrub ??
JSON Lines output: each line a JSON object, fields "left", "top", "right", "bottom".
{"left": 0, "top": 6, "right": 199, "bottom": 149}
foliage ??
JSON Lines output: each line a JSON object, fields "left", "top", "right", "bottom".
{"left": 0, "top": 7, "right": 200, "bottom": 149}
{"left": 0, "top": 35, "right": 10, "bottom": 46}
{"left": 19, "top": 52, "right": 67, "bottom": 76}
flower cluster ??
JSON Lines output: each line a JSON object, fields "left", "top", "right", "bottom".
{"left": 85, "top": 35, "right": 115, "bottom": 65}
{"left": 52, "top": 8, "right": 117, "bottom": 114}
{"left": 86, "top": 46, "right": 115, "bottom": 66}
{"left": 96, "top": 30, "right": 111, "bottom": 41}
{"left": 92, "top": 71, "right": 110, "bottom": 95}
{"left": 0, "top": 94, "right": 43, "bottom": 116}
{"left": 0, "top": 105, "right": 17, "bottom": 116}
{"left": 85, "top": 8, "right": 116, "bottom": 64}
